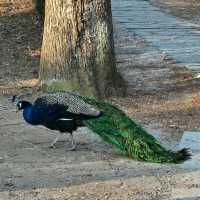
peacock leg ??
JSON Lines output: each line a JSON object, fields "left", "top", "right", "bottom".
{"left": 49, "top": 133, "right": 61, "bottom": 148}
{"left": 65, "top": 132, "right": 77, "bottom": 151}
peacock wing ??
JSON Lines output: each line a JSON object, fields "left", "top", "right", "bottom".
{"left": 34, "top": 92, "right": 101, "bottom": 117}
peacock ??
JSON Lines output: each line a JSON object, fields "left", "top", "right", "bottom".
{"left": 13, "top": 92, "right": 191, "bottom": 163}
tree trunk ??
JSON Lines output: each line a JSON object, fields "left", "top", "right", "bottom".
{"left": 40, "top": 0, "right": 125, "bottom": 97}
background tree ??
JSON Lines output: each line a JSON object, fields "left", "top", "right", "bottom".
{"left": 39, "top": 0, "right": 125, "bottom": 97}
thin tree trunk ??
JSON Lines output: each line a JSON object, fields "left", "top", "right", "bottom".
{"left": 40, "top": 0, "right": 125, "bottom": 97}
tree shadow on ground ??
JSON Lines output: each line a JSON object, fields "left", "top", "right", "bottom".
{"left": 0, "top": 10, "right": 42, "bottom": 86}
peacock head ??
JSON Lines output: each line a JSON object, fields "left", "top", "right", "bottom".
{"left": 16, "top": 101, "right": 32, "bottom": 111}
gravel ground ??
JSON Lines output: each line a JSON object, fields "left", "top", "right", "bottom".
{"left": 150, "top": 0, "right": 200, "bottom": 24}
{"left": 0, "top": 0, "right": 200, "bottom": 199}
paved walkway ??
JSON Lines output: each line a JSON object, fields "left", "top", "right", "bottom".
{"left": 112, "top": 0, "right": 200, "bottom": 74}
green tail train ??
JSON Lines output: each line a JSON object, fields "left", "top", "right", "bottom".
{"left": 82, "top": 97, "right": 191, "bottom": 163}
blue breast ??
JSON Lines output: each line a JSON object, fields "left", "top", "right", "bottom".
{"left": 23, "top": 106, "right": 43, "bottom": 125}
{"left": 23, "top": 105, "right": 62, "bottom": 125}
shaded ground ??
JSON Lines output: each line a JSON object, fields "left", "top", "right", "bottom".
{"left": 113, "top": 23, "right": 200, "bottom": 146}
{"left": 0, "top": 0, "right": 200, "bottom": 199}
{"left": 112, "top": 0, "right": 200, "bottom": 73}
{"left": 0, "top": 1, "right": 41, "bottom": 86}
{"left": 150, "top": 0, "right": 200, "bottom": 24}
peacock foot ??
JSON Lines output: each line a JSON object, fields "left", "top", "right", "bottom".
{"left": 49, "top": 144, "right": 56, "bottom": 149}
{"left": 65, "top": 143, "right": 77, "bottom": 151}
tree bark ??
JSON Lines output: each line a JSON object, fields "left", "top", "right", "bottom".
{"left": 40, "top": 0, "right": 125, "bottom": 97}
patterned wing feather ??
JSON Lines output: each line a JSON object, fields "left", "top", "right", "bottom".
{"left": 34, "top": 92, "right": 100, "bottom": 116}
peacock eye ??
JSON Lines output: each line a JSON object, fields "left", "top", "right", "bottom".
{"left": 17, "top": 102, "right": 22, "bottom": 108}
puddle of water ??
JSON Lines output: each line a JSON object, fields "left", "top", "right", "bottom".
{"left": 112, "top": 0, "right": 200, "bottom": 74}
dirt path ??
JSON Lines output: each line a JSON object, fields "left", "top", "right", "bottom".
{"left": 150, "top": 0, "right": 200, "bottom": 24}
{"left": 113, "top": 23, "right": 200, "bottom": 146}
{"left": 0, "top": 98, "right": 200, "bottom": 200}
{"left": 0, "top": 1, "right": 200, "bottom": 199}
{"left": 112, "top": 0, "right": 200, "bottom": 74}
{"left": 0, "top": 0, "right": 41, "bottom": 86}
